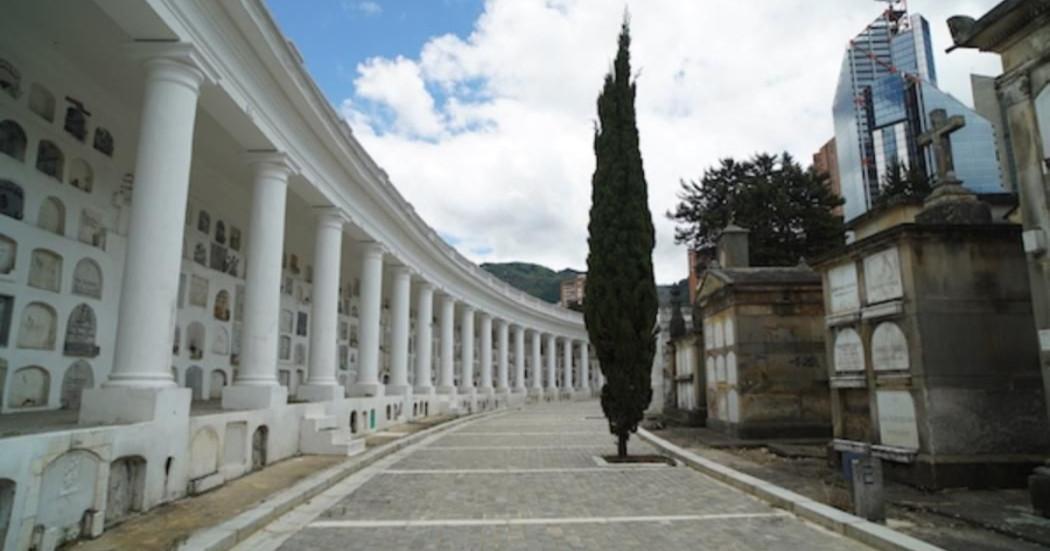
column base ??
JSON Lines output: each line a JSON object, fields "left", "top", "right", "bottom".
{"left": 349, "top": 382, "right": 386, "bottom": 397}
{"left": 296, "top": 383, "right": 344, "bottom": 403}
{"left": 385, "top": 384, "right": 412, "bottom": 396}
{"left": 222, "top": 384, "right": 289, "bottom": 410}
{"left": 436, "top": 385, "right": 458, "bottom": 395}
{"left": 528, "top": 387, "right": 544, "bottom": 398}
{"left": 80, "top": 386, "right": 191, "bottom": 425}
{"left": 546, "top": 387, "right": 558, "bottom": 400}
{"left": 458, "top": 386, "right": 477, "bottom": 397}
{"left": 478, "top": 386, "right": 495, "bottom": 395}
{"left": 413, "top": 385, "right": 435, "bottom": 396}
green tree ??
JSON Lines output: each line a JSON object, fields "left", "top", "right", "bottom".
{"left": 584, "top": 19, "right": 658, "bottom": 459}
{"left": 874, "top": 161, "right": 932, "bottom": 208}
{"left": 668, "top": 153, "right": 844, "bottom": 266}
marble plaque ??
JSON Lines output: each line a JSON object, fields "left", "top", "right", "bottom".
{"left": 864, "top": 247, "right": 903, "bottom": 303}
{"left": 17, "top": 302, "right": 55, "bottom": 349}
{"left": 63, "top": 304, "right": 98, "bottom": 357}
{"left": 29, "top": 249, "right": 61, "bottom": 292}
{"left": 833, "top": 328, "right": 865, "bottom": 372}
{"left": 876, "top": 390, "right": 919, "bottom": 449}
{"left": 828, "top": 263, "right": 860, "bottom": 313}
{"left": 189, "top": 275, "right": 209, "bottom": 308}
{"left": 872, "top": 322, "right": 909, "bottom": 371}
{"left": 72, "top": 259, "right": 102, "bottom": 299}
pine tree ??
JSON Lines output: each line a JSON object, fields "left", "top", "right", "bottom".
{"left": 584, "top": 19, "right": 658, "bottom": 459}
{"left": 874, "top": 161, "right": 932, "bottom": 208}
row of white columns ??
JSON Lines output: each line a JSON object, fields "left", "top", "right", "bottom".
{"left": 81, "top": 44, "right": 595, "bottom": 424}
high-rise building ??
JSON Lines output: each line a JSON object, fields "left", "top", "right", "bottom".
{"left": 832, "top": 3, "right": 1004, "bottom": 220}
{"left": 812, "top": 138, "right": 843, "bottom": 216}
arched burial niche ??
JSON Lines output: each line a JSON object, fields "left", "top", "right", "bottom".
{"left": 60, "top": 360, "right": 94, "bottom": 409}
{"left": 185, "top": 365, "right": 204, "bottom": 401}
{"left": 187, "top": 322, "right": 205, "bottom": 360}
{"left": 0, "top": 58, "right": 20, "bottom": 98}
{"left": 28, "top": 83, "right": 55, "bottom": 122}
{"left": 37, "top": 450, "right": 100, "bottom": 547}
{"left": 189, "top": 428, "right": 219, "bottom": 481}
{"left": 105, "top": 456, "right": 145, "bottom": 526}
{"left": 0, "top": 478, "right": 14, "bottom": 548}
{"left": 35, "top": 140, "right": 64, "bottom": 181}
{"left": 0, "top": 233, "right": 16, "bottom": 275}
{"left": 212, "top": 326, "right": 229, "bottom": 355}
{"left": 72, "top": 257, "right": 102, "bottom": 299}
{"left": 213, "top": 289, "right": 230, "bottom": 321}
{"left": 64, "top": 304, "right": 98, "bottom": 358}
{"left": 209, "top": 370, "right": 226, "bottom": 400}
{"left": 0, "top": 180, "right": 23, "bottom": 221}
{"left": 28, "top": 248, "right": 62, "bottom": 292}
{"left": 17, "top": 302, "right": 57, "bottom": 350}
{"left": 0, "top": 120, "right": 27, "bottom": 161}
{"left": 251, "top": 425, "right": 268, "bottom": 471}
{"left": 68, "top": 158, "right": 93, "bottom": 193}
{"left": 37, "top": 196, "right": 65, "bottom": 235}
{"left": 349, "top": 411, "right": 358, "bottom": 434}
{"left": 10, "top": 365, "right": 49, "bottom": 408}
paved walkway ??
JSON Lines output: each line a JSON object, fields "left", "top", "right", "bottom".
{"left": 239, "top": 401, "right": 870, "bottom": 550}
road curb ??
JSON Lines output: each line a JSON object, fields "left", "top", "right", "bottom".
{"left": 179, "top": 408, "right": 510, "bottom": 551}
{"left": 637, "top": 428, "right": 944, "bottom": 551}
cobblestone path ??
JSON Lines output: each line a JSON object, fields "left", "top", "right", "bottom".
{"left": 241, "top": 401, "right": 870, "bottom": 550}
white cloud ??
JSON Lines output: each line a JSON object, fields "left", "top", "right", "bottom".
{"left": 342, "top": 0, "right": 1003, "bottom": 283}
{"left": 347, "top": 1, "right": 382, "bottom": 17}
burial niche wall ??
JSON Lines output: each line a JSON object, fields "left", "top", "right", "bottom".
{"left": 35, "top": 140, "right": 64, "bottom": 181}
{"left": 37, "top": 450, "right": 100, "bottom": 543}
{"left": 63, "top": 303, "right": 98, "bottom": 357}
{"left": 37, "top": 196, "right": 65, "bottom": 235}
{"left": 68, "top": 159, "right": 93, "bottom": 193}
{"left": 10, "top": 365, "right": 49, "bottom": 408}
{"left": 17, "top": 302, "right": 56, "bottom": 350}
{"left": 189, "top": 428, "right": 219, "bottom": 481}
{"left": 28, "top": 248, "right": 62, "bottom": 292}
{"left": 60, "top": 360, "right": 93, "bottom": 409}
{"left": 105, "top": 456, "right": 145, "bottom": 527}
{"left": 28, "top": 83, "right": 55, "bottom": 122}
{"left": 0, "top": 120, "right": 26, "bottom": 162}
{"left": 72, "top": 258, "right": 102, "bottom": 299}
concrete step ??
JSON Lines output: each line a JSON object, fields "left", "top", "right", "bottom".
{"left": 299, "top": 416, "right": 366, "bottom": 456}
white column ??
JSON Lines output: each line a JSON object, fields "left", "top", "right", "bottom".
{"left": 297, "top": 210, "right": 344, "bottom": 402}
{"left": 459, "top": 306, "right": 476, "bottom": 395}
{"left": 437, "top": 295, "right": 456, "bottom": 394}
{"left": 579, "top": 341, "right": 590, "bottom": 393}
{"left": 386, "top": 265, "right": 412, "bottom": 395}
{"left": 530, "top": 331, "right": 543, "bottom": 394}
{"left": 562, "top": 337, "right": 573, "bottom": 395}
{"left": 414, "top": 282, "right": 435, "bottom": 394}
{"left": 350, "top": 242, "right": 385, "bottom": 397}
{"left": 546, "top": 333, "right": 557, "bottom": 394}
{"left": 478, "top": 313, "right": 493, "bottom": 393}
{"left": 513, "top": 325, "right": 526, "bottom": 392}
{"left": 82, "top": 45, "right": 209, "bottom": 423}
{"left": 496, "top": 320, "right": 509, "bottom": 392}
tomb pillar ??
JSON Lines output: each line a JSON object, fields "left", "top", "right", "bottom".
{"left": 478, "top": 313, "right": 493, "bottom": 394}
{"left": 513, "top": 325, "right": 526, "bottom": 392}
{"left": 386, "top": 265, "right": 412, "bottom": 395}
{"left": 81, "top": 44, "right": 211, "bottom": 424}
{"left": 297, "top": 209, "right": 345, "bottom": 402}
{"left": 459, "top": 305, "right": 476, "bottom": 396}
{"left": 546, "top": 333, "right": 558, "bottom": 395}
{"left": 496, "top": 319, "right": 509, "bottom": 392}
{"left": 350, "top": 242, "right": 385, "bottom": 397}
{"left": 221, "top": 152, "right": 297, "bottom": 410}
{"left": 530, "top": 330, "right": 543, "bottom": 396}
{"left": 562, "top": 336, "right": 573, "bottom": 395}
{"left": 436, "top": 294, "right": 457, "bottom": 394}
{"left": 413, "top": 282, "right": 435, "bottom": 395}
{"left": 579, "top": 341, "right": 590, "bottom": 394}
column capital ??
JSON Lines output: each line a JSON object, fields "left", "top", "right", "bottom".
{"left": 126, "top": 41, "right": 217, "bottom": 87}
{"left": 359, "top": 240, "right": 387, "bottom": 259}
{"left": 478, "top": 311, "right": 492, "bottom": 322}
{"left": 244, "top": 150, "right": 300, "bottom": 177}
{"left": 313, "top": 206, "right": 347, "bottom": 228}
{"left": 390, "top": 264, "right": 412, "bottom": 279}
{"left": 417, "top": 280, "right": 435, "bottom": 293}
{"left": 461, "top": 304, "right": 476, "bottom": 315}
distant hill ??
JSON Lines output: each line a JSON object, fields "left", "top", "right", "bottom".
{"left": 481, "top": 262, "right": 582, "bottom": 304}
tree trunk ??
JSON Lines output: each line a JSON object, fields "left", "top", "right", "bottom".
{"left": 617, "top": 432, "right": 628, "bottom": 459}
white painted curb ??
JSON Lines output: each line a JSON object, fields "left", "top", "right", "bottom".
{"left": 637, "top": 428, "right": 945, "bottom": 551}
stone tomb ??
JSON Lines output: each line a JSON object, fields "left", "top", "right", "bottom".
{"left": 695, "top": 224, "right": 830, "bottom": 438}
{"left": 817, "top": 201, "right": 1049, "bottom": 488}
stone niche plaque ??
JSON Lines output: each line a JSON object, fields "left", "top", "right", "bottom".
{"left": 871, "top": 322, "right": 909, "bottom": 371}
{"left": 833, "top": 328, "right": 865, "bottom": 372}
{"left": 863, "top": 247, "right": 903, "bottom": 304}
{"left": 828, "top": 262, "right": 860, "bottom": 313}
{"left": 189, "top": 275, "right": 209, "bottom": 308}
{"left": 876, "top": 390, "right": 919, "bottom": 450}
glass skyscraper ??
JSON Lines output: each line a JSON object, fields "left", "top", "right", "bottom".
{"left": 832, "top": 7, "right": 1003, "bottom": 221}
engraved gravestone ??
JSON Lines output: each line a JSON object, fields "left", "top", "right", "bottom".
{"left": 864, "top": 247, "right": 903, "bottom": 303}
{"left": 29, "top": 249, "right": 61, "bottom": 292}
{"left": 828, "top": 263, "right": 860, "bottom": 313}
{"left": 60, "top": 360, "right": 93, "bottom": 409}
{"left": 78, "top": 208, "right": 107, "bottom": 249}
{"left": 876, "top": 390, "right": 920, "bottom": 449}
{"left": 17, "top": 303, "right": 55, "bottom": 349}
{"left": 872, "top": 322, "right": 909, "bottom": 371}
{"left": 189, "top": 275, "right": 209, "bottom": 308}
{"left": 833, "top": 328, "right": 865, "bottom": 372}
{"left": 212, "top": 327, "right": 229, "bottom": 355}
{"left": 38, "top": 450, "right": 99, "bottom": 543}
{"left": 72, "top": 259, "right": 102, "bottom": 299}
{"left": 63, "top": 304, "right": 99, "bottom": 357}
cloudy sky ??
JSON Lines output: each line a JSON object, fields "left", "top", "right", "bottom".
{"left": 267, "top": 0, "right": 1003, "bottom": 283}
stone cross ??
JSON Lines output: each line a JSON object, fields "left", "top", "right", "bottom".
{"left": 917, "top": 108, "right": 965, "bottom": 186}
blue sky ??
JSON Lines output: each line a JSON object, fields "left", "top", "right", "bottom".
{"left": 266, "top": 0, "right": 484, "bottom": 106}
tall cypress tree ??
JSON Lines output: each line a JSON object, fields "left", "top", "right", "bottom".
{"left": 585, "top": 19, "right": 658, "bottom": 459}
